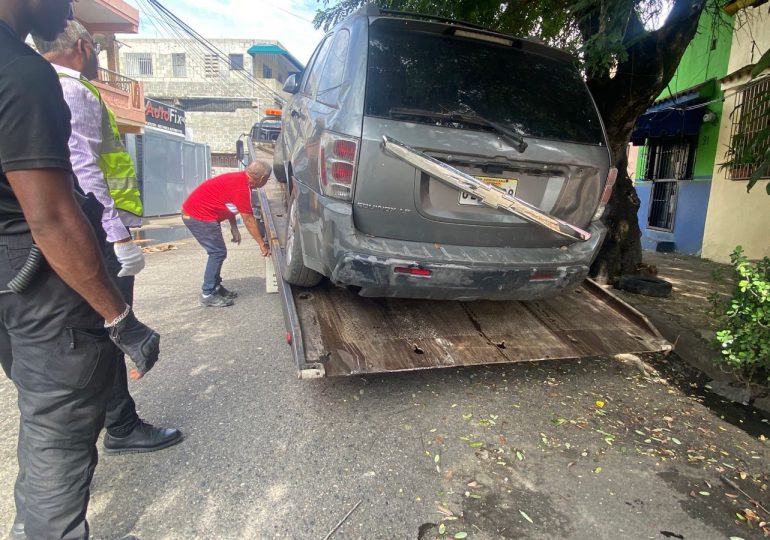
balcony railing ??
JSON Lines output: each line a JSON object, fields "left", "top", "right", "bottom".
{"left": 94, "top": 67, "right": 145, "bottom": 130}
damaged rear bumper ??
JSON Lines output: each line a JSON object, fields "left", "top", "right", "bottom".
{"left": 297, "top": 183, "right": 607, "bottom": 301}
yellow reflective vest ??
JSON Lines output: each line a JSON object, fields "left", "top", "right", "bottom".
{"left": 59, "top": 74, "right": 144, "bottom": 217}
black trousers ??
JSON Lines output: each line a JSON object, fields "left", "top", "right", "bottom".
{"left": 0, "top": 232, "right": 117, "bottom": 540}
{"left": 102, "top": 244, "right": 139, "bottom": 436}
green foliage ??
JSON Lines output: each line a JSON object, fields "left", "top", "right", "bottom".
{"left": 313, "top": 0, "right": 673, "bottom": 78}
{"left": 711, "top": 246, "right": 770, "bottom": 383}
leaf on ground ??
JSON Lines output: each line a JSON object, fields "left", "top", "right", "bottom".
{"left": 516, "top": 450, "right": 524, "bottom": 461}
{"left": 671, "top": 437, "right": 682, "bottom": 445}
{"left": 740, "top": 472, "right": 748, "bottom": 480}
{"left": 437, "top": 504, "right": 454, "bottom": 516}
{"left": 729, "top": 537, "right": 746, "bottom": 540}
{"left": 439, "top": 523, "right": 446, "bottom": 534}
{"left": 552, "top": 418, "right": 567, "bottom": 426}
{"left": 463, "top": 414, "right": 473, "bottom": 421}
{"left": 434, "top": 454, "right": 441, "bottom": 463}
{"left": 454, "top": 532, "right": 468, "bottom": 539}
{"left": 469, "top": 442, "right": 484, "bottom": 448}
{"left": 594, "top": 467, "right": 603, "bottom": 474}
{"left": 699, "top": 491, "right": 710, "bottom": 496}
{"left": 596, "top": 401, "right": 605, "bottom": 408}
{"left": 520, "top": 510, "right": 534, "bottom": 523}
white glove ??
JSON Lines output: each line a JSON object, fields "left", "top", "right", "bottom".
{"left": 114, "top": 241, "right": 146, "bottom": 277}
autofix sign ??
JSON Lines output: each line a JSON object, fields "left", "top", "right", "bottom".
{"left": 145, "top": 98, "right": 185, "bottom": 136}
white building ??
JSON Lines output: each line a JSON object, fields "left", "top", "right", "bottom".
{"left": 118, "top": 38, "right": 303, "bottom": 170}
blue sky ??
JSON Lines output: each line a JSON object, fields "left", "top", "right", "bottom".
{"left": 124, "top": 0, "right": 326, "bottom": 63}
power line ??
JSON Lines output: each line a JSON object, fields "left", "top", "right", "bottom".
{"left": 144, "top": 0, "right": 285, "bottom": 105}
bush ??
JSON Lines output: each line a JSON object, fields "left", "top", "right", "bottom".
{"left": 711, "top": 246, "right": 770, "bottom": 384}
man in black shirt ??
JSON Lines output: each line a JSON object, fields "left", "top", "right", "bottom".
{"left": 0, "top": 1, "right": 162, "bottom": 538}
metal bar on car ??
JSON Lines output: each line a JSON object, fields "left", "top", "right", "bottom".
{"left": 381, "top": 136, "right": 592, "bottom": 241}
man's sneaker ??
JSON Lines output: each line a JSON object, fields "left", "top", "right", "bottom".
{"left": 103, "top": 420, "right": 183, "bottom": 455}
{"left": 200, "top": 293, "right": 234, "bottom": 307}
{"left": 216, "top": 285, "right": 238, "bottom": 299}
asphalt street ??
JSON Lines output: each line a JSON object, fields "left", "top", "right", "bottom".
{"left": 1, "top": 225, "right": 768, "bottom": 540}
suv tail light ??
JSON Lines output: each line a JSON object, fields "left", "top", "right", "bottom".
{"left": 592, "top": 167, "right": 618, "bottom": 221}
{"left": 320, "top": 131, "right": 359, "bottom": 201}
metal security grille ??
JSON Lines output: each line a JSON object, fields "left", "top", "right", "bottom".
{"left": 648, "top": 180, "right": 678, "bottom": 230}
{"left": 727, "top": 77, "right": 770, "bottom": 180}
{"left": 178, "top": 98, "right": 254, "bottom": 112}
{"left": 124, "top": 53, "right": 153, "bottom": 77}
{"left": 639, "top": 139, "right": 695, "bottom": 182}
{"left": 637, "top": 138, "right": 693, "bottom": 231}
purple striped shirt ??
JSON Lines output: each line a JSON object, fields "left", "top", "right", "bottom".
{"left": 54, "top": 64, "right": 141, "bottom": 242}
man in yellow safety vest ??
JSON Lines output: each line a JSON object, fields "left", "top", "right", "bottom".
{"left": 35, "top": 21, "right": 182, "bottom": 455}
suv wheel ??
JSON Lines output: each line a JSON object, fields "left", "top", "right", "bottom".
{"left": 283, "top": 194, "right": 322, "bottom": 287}
{"left": 273, "top": 135, "right": 288, "bottom": 183}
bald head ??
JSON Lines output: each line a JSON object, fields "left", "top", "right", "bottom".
{"left": 246, "top": 161, "right": 272, "bottom": 188}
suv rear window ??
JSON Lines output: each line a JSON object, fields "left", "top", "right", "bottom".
{"left": 365, "top": 21, "right": 605, "bottom": 145}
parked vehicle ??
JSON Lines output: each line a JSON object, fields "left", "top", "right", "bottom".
{"left": 273, "top": 6, "right": 616, "bottom": 301}
{"left": 251, "top": 108, "right": 282, "bottom": 153}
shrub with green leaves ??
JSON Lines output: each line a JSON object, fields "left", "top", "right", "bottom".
{"left": 711, "top": 246, "right": 770, "bottom": 383}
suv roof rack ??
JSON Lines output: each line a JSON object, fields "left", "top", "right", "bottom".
{"left": 378, "top": 9, "right": 493, "bottom": 32}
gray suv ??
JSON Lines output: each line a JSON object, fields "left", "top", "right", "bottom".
{"left": 273, "top": 6, "right": 616, "bottom": 301}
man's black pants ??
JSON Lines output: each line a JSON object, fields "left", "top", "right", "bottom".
{"left": 102, "top": 245, "right": 139, "bottom": 436}
{"left": 0, "top": 232, "right": 117, "bottom": 540}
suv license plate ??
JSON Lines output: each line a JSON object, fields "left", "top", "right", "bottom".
{"left": 459, "top": 177, "right": 518, "bottom": 206}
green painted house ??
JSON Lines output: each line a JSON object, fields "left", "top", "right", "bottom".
{"left": 631, "top": 8, "right": 733, "bottom": 254}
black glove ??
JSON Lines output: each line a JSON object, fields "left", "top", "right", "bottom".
{"left": 108, "top": 310, "right": 160, "bottom": 376}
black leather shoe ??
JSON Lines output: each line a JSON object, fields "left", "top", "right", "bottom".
{"left": 103, "top": 420, "right": 183, "bottom": 455}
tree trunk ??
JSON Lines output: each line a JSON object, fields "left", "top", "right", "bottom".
{"left": 589, "top": 146, "right": 643, "bottom": 280}
{"left": 587, "top": 0, "right": 707, "bottom": 281}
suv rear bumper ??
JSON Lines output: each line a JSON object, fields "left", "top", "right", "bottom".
{"left": 298, "top": 184, "right": 607, "bottom": 301}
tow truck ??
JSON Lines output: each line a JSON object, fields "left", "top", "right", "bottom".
{"left": 243, "top": 138, "right": 671, "bottom": 379}
{"left": 250, "top": 108, "right": 282, "bottom": 153}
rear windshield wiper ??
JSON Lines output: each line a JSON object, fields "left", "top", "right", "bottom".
{"left": 388, "top": 107, "right": 528, "bottom": 153}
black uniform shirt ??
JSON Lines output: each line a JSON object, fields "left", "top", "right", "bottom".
{"left": 0, "top": 20, "right": 73, "bottom": 235}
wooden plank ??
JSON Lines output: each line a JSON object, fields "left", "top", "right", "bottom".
{"left": 261, "top": 178, "right": 670, "bottom": 378}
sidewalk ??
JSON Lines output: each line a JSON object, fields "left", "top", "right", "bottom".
{"left": 611, "top": 251, "right": 767, "bottom": 406}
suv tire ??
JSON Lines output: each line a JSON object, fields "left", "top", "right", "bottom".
{"left": 614, "top": 274, "right": 672, "bottom": 298}
{"left": 273, "top": 135, "right": 288, "bottom": 183}
{"left": 283, "top": 194, "right": 322, "bottom": 287}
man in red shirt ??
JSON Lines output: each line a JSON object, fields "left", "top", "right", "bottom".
{"left": 182, "top": 161, "right": 271, "bottom": 307}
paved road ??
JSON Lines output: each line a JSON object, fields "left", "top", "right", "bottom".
{"left": 1, "top": 231, "right": 768, "bottom": 540}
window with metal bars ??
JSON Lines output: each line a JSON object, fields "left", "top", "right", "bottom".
{"left": 637, "top": 138, "right": 694, "bottom": 231}
{"left": 124, "top": 53, "right": 153, "bottom": 77}
{"left": 638, "top": 139, "right": 695, "bottom": 182}
{"left": 172, "top": 53, "right": 186, "bottom": 78}
{"left": 726, "top": 77, "right": 770, "bottom": 181}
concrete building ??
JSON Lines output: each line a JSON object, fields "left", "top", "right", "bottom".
{"left": 701, "top": 3, "right": 770, "bottom": 262}
{"left": 118, "top": 38, "right": 302, "bottom": 171}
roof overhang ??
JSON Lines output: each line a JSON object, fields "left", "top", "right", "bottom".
{"left": 247, "top": 44, "right": 304, "bottom": 71}
{"left": 75, "top": 0, "right": 140, "bottom": 34}
{"left": 630, "top": 81, "right": 717, "bottom": 145}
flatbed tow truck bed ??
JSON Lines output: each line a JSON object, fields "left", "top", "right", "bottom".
{"left": 256, "top": 178, "right": 671, "bottom": 379}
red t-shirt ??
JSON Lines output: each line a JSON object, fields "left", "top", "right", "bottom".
{"left": 182, "top": 171, "right": 252, "bottom": 222}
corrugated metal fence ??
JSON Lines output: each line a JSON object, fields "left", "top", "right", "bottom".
{"left": 126, "top": 130, "right": 211, "bottom": 216}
